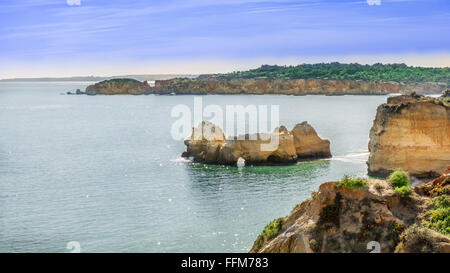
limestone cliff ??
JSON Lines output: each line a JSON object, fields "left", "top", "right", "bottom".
{"left": 85, "top": 78, "right": 151, "bottom": 95}
{"left": 182, "top": 121, "right": 331, "bottom": 165}
{"left": 250, "top": 168, "right": 450, "bottom": 253}
{"left": 367, "top": 95, "right": 450, "bottom": 178}
{"left": 149, "top": 78, "right": 445, "bottom": 96}
{"left": 83, "top": 77, "right": 446, "bottom": 95}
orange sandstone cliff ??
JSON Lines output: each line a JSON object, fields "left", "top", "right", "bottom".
{"left": 367, "top": 95, "right": 450, "bottom": 178}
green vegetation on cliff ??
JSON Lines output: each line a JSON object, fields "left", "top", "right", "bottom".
{"left": 96, "top": 78, "right": 142, "bottom": 85}
{"left": 214, "top": 63, "right": 450, "bottom": 84}
{"left": 337, "top": 175, "right": 368, "bottom": 190}
{"left": 424, "top": 195, "right": 450, "bottom": 235}
{"left": 253, "top": 217, "right": 284, "bottom": 249}
{"left": 389, "top": 170, "right": 412, "bottom": 198}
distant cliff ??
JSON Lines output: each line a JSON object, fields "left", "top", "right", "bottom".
{"left": 367, "top": 94, "right": 450, "bottom": 178}
{"left": 151, "top": 78, "right": 447, "bottom": 95}
{"left": 85, "top": 78, "right": 151, "bottom": 95}
{"left": 85, "top": 77, "right": 446, "bottom": 95}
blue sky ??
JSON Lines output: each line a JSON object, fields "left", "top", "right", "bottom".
{"left": 0, "top": 0, "right": 449, "bottom": 78}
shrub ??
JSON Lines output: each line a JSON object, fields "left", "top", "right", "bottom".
{"left": 396, "top": 225, "right": 441, "bottom": 253}
{"left": 309, "top": 239, "right": 320, "bottom": 252}
{"left": 389, "top": 170, "right": 410, "bottom": 188}
{"left": 392, "top": 221, "right": 406, "bottom": 246}
{"left": 395, "top": 185, "right": 412, "bottom": 198}
{"left": 337, "top": 175, "right": 368, "bottom": 190}
{"left": 389, "top": 170, "right": 412, "bottom": 198}
{"left": 431, "top": 195, "right": 450, "bottom": 209}
{"left": 425, "top": 195, "right": 450, "bottom": 235}
{"left": 254, "top": 218, "right": 284, "bottom": 248}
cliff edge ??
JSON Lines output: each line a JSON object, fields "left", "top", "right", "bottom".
{"left": 250, "top": 168, "right": 450, "bottom": 253}
{"left": 150, "top": 78, "right": 446, "bottom": 96}
{"left": 82, "top": 78, "right": 447, "bottom": 96}
{"left": 367, "top": 94, "right": 450, "bottom": 178}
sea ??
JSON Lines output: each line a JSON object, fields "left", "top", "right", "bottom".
{"left": 0, "top": 81, "right": 388, "bottom": 252}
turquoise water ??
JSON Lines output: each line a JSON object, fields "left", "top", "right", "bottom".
{"left": 0, "top": 82, "right": 387, "bottom": 252}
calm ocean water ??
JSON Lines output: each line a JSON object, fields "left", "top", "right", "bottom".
{"left": 0, "top": 82, "right": 387, "bottom": 252}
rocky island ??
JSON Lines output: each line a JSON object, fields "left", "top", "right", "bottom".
{"left": 250, "top": 168, "right": 450, "bottom": 253}
{"left": 82, "top": 63, "right": 449, "bottom": 95}
{"left": 367, "top": 94, "right": 450, "bottom": 178}
{"left": 181, "top": 121, "right": 331, "bottom": 165}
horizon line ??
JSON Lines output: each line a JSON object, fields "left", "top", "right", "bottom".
{"left": 1, "top": 60, "right": 449, "bottom": 81}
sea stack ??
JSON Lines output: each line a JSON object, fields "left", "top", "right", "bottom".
{"left": 367, "top": 94, "right": 450, "bottom": 178}
{"left": 182, "top": 121, "right": 331, "bottom": 165}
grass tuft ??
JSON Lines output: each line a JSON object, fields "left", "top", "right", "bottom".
{"left": 337, "top": 175, "right": 368, "bottom": 190}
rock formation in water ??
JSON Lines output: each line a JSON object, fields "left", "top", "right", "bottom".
{"left": 181, "top": 121, "right": 331, "bottom": 165}
{"left": 250, "top": 167, "right": 450, "bottom": 253}
{"left": 83, "top": 77, "right": 446, "bottom": 95}
{"left": 85, "top": 78, "right": 151, "bottom": 95}
{"left": 292, "top": 122, "right": 331, "bottom": 159}
{"left": 66, "top": 89, "right": 85, "bottom": 95}
{"left": 367, "top": 94, "right": 450, "bottom": 178}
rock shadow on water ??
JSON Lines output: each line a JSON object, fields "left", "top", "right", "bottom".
{"left": 184, "top": 160, "right": 331, "bottom": 195}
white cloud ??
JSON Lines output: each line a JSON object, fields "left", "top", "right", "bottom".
{"left": 66, "top": 0, "right": 81, "bottom": 6}
{"left": 367, "top": 0, "right": 381, "bottom": 5}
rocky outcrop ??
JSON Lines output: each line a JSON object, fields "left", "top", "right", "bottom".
{"left": 250, "top": 168, "right": 450, "bottom": 253}
{"left": 394, "top": 225, "right": 450, "bottom": 253}
{"left": 67, "top": 88, "right": 85, "bottom": 95}
{"left": 85, "top": 78, "right": 151, "bottom": 95}
{"left": 416, "top": 166, "right": 450, "bottom": 197}
{"left": 181, "top": 121, "right": 227, "bottom": 164}
{"left": 182, "top": 121, "right": 331, "bottom": 165}
{"left": 292, "top": 122, "right": 331, "bottom": 159}
{"left": 367, "top": 95, "right": 450, "bottom": 178}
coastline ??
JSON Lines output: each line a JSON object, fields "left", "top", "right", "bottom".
{"left": 80, "top": 78, "right": 447, "bottom": 96}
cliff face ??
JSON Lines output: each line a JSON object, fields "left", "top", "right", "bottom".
{"left": 182, "top": 121, "right": 331, "bottom": 165}
{"left": 367, "top": 95, "right": 450, "bottom": 178}
{"left": 85, "top": 78, "right": 151, "bottom": 95}
{"left": 83, "top": 77, "right": 446, "bottom": 95}
{"left": 150, "top": 78, "right": 446, "bottom": 95}
{"left": 250, "top": 168, "right": 450, "bottom": 253}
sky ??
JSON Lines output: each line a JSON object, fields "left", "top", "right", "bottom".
{"left": 0, "top": 0, "right": 449, "bottom": 78}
